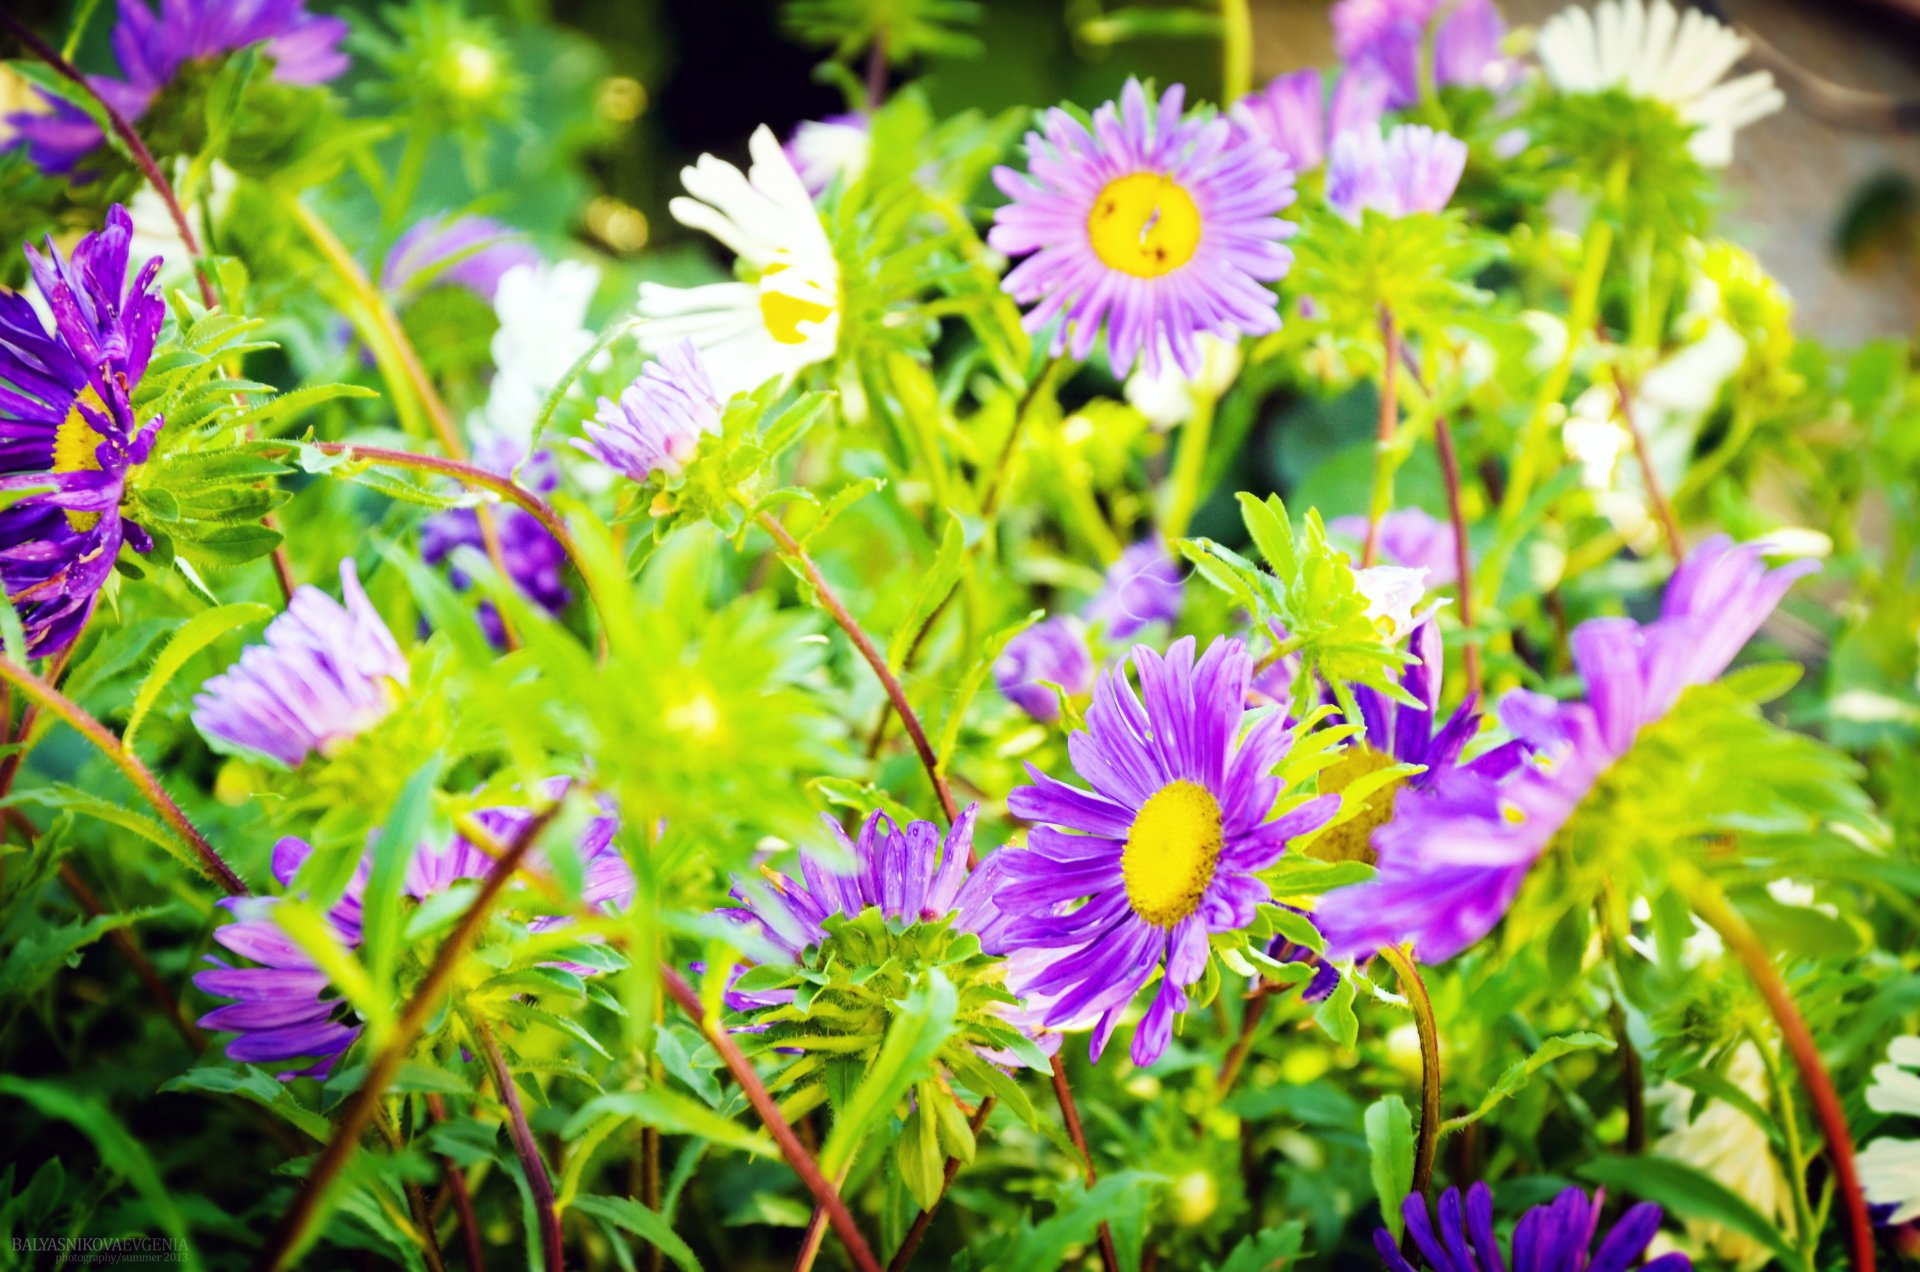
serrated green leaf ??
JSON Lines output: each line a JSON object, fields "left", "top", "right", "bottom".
{"left": 123, "top": 602, "right": 271, "bottom": 751}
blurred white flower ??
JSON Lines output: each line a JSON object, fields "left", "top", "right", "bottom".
{"left": 639, "top": 125, "right": 841, "bottom": 398}
{"left": 1652, "top": 1043, "right": 1796, "bottom": 1268}
{"left": 1123, "top": 335, "right": 1242, "bottom": 430}
{"left": 481, "top": 259, "right": 603, "bottom": 451}
{"left": 1861, "top": 1037, "right": 1920, "bottom": 1224}
{"left": 1536, "top": 0, "right": 1783, "bottom": 166}
{"left": 1353, "top": 564, "right": 1442, "bottom": 641}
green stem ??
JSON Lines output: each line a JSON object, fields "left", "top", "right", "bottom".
{"left": 1378, "top": 944, "right": 1441, "bottom": 1201}
{"left": 1219, "top": 0, "right": 1253, "bottom": 102}
{"left": 1161, "top": 389, "right": 1217, "bottom": 540}
{"left": 1748, "top": 1026, "right": 1820, "bottom": 1271}
{"left": 1362, "top": 307, "right": 1401, "bottom": 568}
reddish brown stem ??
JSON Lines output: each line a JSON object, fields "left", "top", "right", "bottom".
{"left": 658, "top": 965, "right": 882, "bottom": 1272}
{"left": 257, "top": 805, "right": 560, "bottom": 1271}
{"left": 1606, "top": 363, "right": 1686, "bottom": 562}
{"left": 885, "top": 1097, "right": 995, "bottom": 1272}
{"left": 1430, "top": 413, "right": 1482, "bottom": 699}
{"left": 1048, "top": 1054, "right": 1119, "bottom": 1271}
{"left": 1379, "top": 944, "right": 1441, "bottom": 1202}
{"left": 426, "top": 1094, "right": 486, "bottom": 1272}
{"left": 475, "top": 1019, "right": 562, "bottom": 1271}
{"left": 1215, "top": 993, "right": 1269, "bottom": 1101}
{"left": 757, "top": 513, "right": 960, "bottom": 828}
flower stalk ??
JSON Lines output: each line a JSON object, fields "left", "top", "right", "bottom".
{"left": 1048, "top": 1054, "right": 1120, "bottom": 1272}
{"left": 1378, "top": 944, "right": 1441, "bottom": 1201}
{"left": 475, "top": 1017, "right": 563, "bottom": 1271}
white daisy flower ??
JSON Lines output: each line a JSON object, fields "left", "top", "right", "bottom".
{"left": 1652, "top": 1043, "right": 1796, "bottom": 1268}
{"left": 482, "top": 259, "right": 602, "bottom": 448}
{"left": 1123, "top": 335, "right": 1243, "bottom": 430}
{"left": 1536, "top": 0, "right": 1784, "bottom": 166}
{"left": 638, "top": 125, "right": 841, "bottom": 399}
{"left": 1862, "top": 1037, "right": 1920, "bottom": 1224}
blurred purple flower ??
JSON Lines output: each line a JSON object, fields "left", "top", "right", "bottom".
{"left": 382, "top": 214, "right": 540, "bottom": 306}
{"left": 1086, "top": 539, "right": 1183, "bottom": 640}
{"left": 420, "top": 443, "right": 571, "bottom": 646}
{"left": 784, "top": 113, "right": 870, "bottom": 196}
{"left": 1230, "top": 67, "right": 1388, "bottom": 174}
{"left": 1327, "top": 123, "right": 1469, "bottom": 221}
{"left": 1331, "top": 0, "right": 1513, "bottom": 111}
{"left": 994, "top": 617, "right": 1095, "bottom": 722}
{"left": 576, "top": 340, "right": 724, "bottom": 482}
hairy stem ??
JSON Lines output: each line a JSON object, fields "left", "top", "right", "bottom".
{"left": 757, "top": 512, "right": 960, "bottom": 827}
{"left": 1683, "top": 870, "right": 1876, "bottom": 1272}
{"left": 0, "top": 656, "right": 246, "bottom": 896}
{"left": 886, "top": 1097, "right": 996, "bottom": 1272}
{"left": 658, "top": 965, "right": 882, "bottom": 1272}
{"left": 1048, "top": 1054, "right": 1119, "bottom": 1271}
{"left": 259, "top": 805, "right": 561, "bottom": 1271}
{"left": 475, "top": 1018, "right": 563, "bottom": 1271}
{"left": 1378, "top": 944, "right": 1441, "bottom": 1200}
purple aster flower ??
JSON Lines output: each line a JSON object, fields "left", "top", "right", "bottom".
{"left": 1327, "top": 124, "right": 1470, "bottom": 221}
{"left": 1317, "top": 536, "right": 1816, "bottom": 964}
{"left": 1331, "top": 0, "right": 1514, "bottom": 111}
{"left": 196, "top": 781, "right": 631, "bottom": 1079}
{"left": 382, "top": 214, "right": 540, "bottom": 306}
{"left": 191, "top": 560, "right": 409, "bottom": 768}
{"left": 420, "top": 442, "right": 570, "bottom": 647}
{"left": 1331, "top": 509, "right": 1460, "bottom": 587}
{"left": 784, "top": 113, "right": 871, "bottom": 196}
{"left": 1230, "top": 67, "right": 1389, "bottom": 174}
{"left": 576, "top": 340, "right": 724, "bottom": 482}
{"left": 4, "top": 0, "right": 349, "bottom": 177}
{"left": 1086, "top": 539, "right": 1183, "bottom": 640}
{"left": 0, "top": 205, "right": 166, "bottom": 657}
{"left": 989, "top": 78, "right": 1297, "bottom": 379}
{"left": 995, "top": 617, "right": 1095, "bottom": 722}
{"left": 1381, "top": 1183, "right": 1690, "bottom": 1272}
{"left": 991, "top": 636, "right": 1338, "bottom": 1066}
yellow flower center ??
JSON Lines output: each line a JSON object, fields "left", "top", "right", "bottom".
{"left": 1121, "top": 779, "right": 1224, "bottom": 928}
{"left": 51, "top": 385, "right": 108, "bottom": 532}
{"left": 1304, "top": 745, "right": 1402, "bottom": 866}
{"left": 758, "top": 262, "right": 834, "bottom": 346}
{"left": 1086, "top": 172, "right": 1202, "bottom": 279}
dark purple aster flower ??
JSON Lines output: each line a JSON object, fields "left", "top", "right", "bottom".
{"left": 196, "top": 781, "right": 631, "bottom": 1079}
{"left": 991, "top": 636, "right": 1338, "bottom": 1066}
{"left": 1381, "top": 1183, "right": 1690, "bottom": 1272}
{"left": 1230, "top": 67, "right": 1389, "bottom": 174}
{"left": 995, "top": 617, "right": 1095, "bottom": 722}
{"left": 381, "top": 214, "right": 540, "bottom": 306}
{"left": 1317, "top": 537, "right": 1817, "bottom": 964}
{"left": 0, "top": 205, "right": 166, "bottom": 657}
{"left": 191, "top": 560, "right": 409, "bottom": 768}
{"left": 1331, "top": 509, "right": 1460, "bottom": 587}
{"left": 420, "top": 441, "right": 570, "bottom": 647}
{"left": 1331, "top": 0, "right": 1514, "bottom": 112}
{"left": 1327, "top": 124, "right": 1470, "bottom": 221}
{"left": 4, "top": 0, "right": 349, "bottom": 177}
{"left": 1086, "top": 539, "right": 1183, "bottom": 641}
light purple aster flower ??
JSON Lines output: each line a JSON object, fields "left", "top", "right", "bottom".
{"left": 420, "top": 441, "right": 570, "bottom": 647}
{"left": 990, "top": 636, "right": 1338, "bottom": 1066}
{"left": 1086, "top": 539, "right": 1183, "bottom": 640}
{"left": 576, "top": 340, "right": 724, "bottom": 482}
{"left": 989, "top": 78, "right": 1297, "bottom": 380}
{"left": 1317, "top": 537, "right": 1817, "bottom": 964}
{"left": 1331, "top": 509, "right": 1460, "bottom": 587}
{"left": 784, "top": 113, "right": 871, "bottom": 197}
{"left": 995, "top": 617, "right": 1095, "bottom": 722}
{"left": 1381, "top": 1183, "right": 1690, "bottom": 1272}
{"left": 1326, "top": 124, "right": 1470, "bottom": 221}
{"left": 191, "top": 560, "right": 409, "bottom": 768}
{"left": 382, "top": 215, "right": 540, "bottom": 306}
{"left": 1331, "top": 0, "right": 1514, "bottom": 111}
{"left": 0, "top": 205, "right": 166, "bottom": 657}
{"left": 4, "top": 0, "right": 349, "bottom": 177}
{"left": 1230, "top": 67, "right": 1389, "bottom": 174}
{"left": 195, "top": 782, "right": 632, "bottom": 1079}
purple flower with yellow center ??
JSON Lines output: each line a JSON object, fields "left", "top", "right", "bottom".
{"left": 1317, "top": 536, "right": 1816, "bottom": 964}
{"left": 4, "top": 0, "right": 349, "bottom": 177}
{"left": 0, "top": 205, "right": 165, "bottom": 657}
{"left": 1326, "top": 124, "right": 1470, "bottom": 221}
{"left": 576, "top": 340, "right": 724, "bottom": 482}
{"left": 989, "top": 78, "right": 1297, "bottom": 379}
{"left": 1381, "top": 1183, "right": 1690, "bottom": 1272}
{"left": 1230, "top": 67, "right": 1388, "bottom": 174}
{"left": 992, "top": 636, "right": 1338, "bottom": 1065}
{"left": 191, "top": 560, "right": 409, "bottom": 768}
{"left": 420, "top": 441, "right": 569, "bottom": 646}
{"left": 1331, "top": 0, "right": 1514, "bottom": 111}
{"left": 1332, "top": 508, "right": 1460, "bottom": 587}
{"left": 995, "top": 617, "right": 1095, "bottom": 722}
{"left": 1087, "top": 539, "right": 1183, "bottom": 640}
{"left": 382, "top": 214, "right": 539, "bottom": 306}
{"left": 196, "top": 782, "right": 630, "bottom": 1079}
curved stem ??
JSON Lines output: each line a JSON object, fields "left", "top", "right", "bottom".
{"left": 757, "top": 512, "right": 960, "bottom": 827}
{"left": 1682, "top": 869, "right": 1876, "bottom": 1272}
{"left": 886, "top": 1098, "right": 995, "bottom": 1272}
{"left": 1378, "top": 944, "right": 1441, "bottom": 1201}
{"left": 426, "top": 1094, "right": 486, "bottom": 1272}
{"left": 0, "top": 655, "right": 246, "bottom": 896}
{"left": 259, "top": 805, "right": 562, "bottom": 1272}
{"left": 1048, "top": 1054, "right": 1119, "bottom": 1272}
{"left": 657, "top": 965, "right": 883, "bottom": 1272}
{"left": 475, "top": 1018, "right": 563, "bottom": 1272}
{"left": 1362, "top": 308, "right": 1401, "bottom": 569}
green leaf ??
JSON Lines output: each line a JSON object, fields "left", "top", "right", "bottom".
{"left": 1364, "top": 1095, "right": 1414, "bottom": 1240}
{"left": 887, "top": 512, "right": 967, "bottom": 670}
{"left": 123, "top": 602, "right": 272, "bottom": 750}
{"left": 1208, "top": 1224, "right": 1306, "bottom": 1272}
{"left": 360, "top": 756, "right": 445, "bottom": 1009}
{"left": 1577, "top": 1154, "right": 1802, "bottom": 1270}
{"left": 571, "top": 1194, "right": 704, "bottom": 1272}
{"left": 564, "top": 1089, "right": 778, "bottom": 1159}
{"left": 1444, "top": 1032, "right": 1615, "bottom": 1134}
{"left": 818, "top": 971, "right": 959, "bottom": 1178}
{"left": 2, "top": 785, "right": 198, "bottom": 879}
{"left": 162, "top": 1066, "right": 330, "bottom": 1141}
{"left": 1313, "top": 970, "right": 1359, "bottom": 1050}
{"left": 0, "top": 906, "right": 165, "bottom": 1000}
{"left": 999, "top": 1172, "right": 1164, "bottom": 1269}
